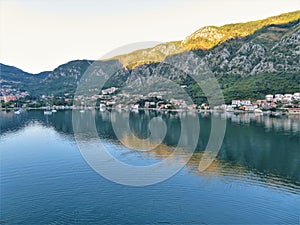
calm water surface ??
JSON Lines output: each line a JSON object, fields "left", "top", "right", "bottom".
{"left": 0, "top": 110, "right": 299, "bottom": 224}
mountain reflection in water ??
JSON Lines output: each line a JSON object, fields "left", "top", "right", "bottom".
{"left": 1, "top": 110, "right": 299, "bottom": 193}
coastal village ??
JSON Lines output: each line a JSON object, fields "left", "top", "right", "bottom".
{"left": 0, "top": 84, "right": 29, "bottom": 102}
{"left": 1, "top": 84, "right": 300, "bottom": 115}
{"left": 216, "top": 93, "right": 300, "bottom": 114}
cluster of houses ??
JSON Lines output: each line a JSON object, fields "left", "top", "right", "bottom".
{"left": 217, "top": 92, "right": 300, "bottom": 113}
{"left": 2, "top": 82, "right": 300, "bottom": 115}
{"left": 0, "top": 85, "right": 29, "bottom": 103}
{"left": 265, "top": 93, "right": 300, "bottom": 103}
{"left": 42, "top": 90, "right": 300, "bottom": 114}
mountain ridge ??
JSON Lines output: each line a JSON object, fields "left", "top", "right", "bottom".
{"left": 1, "top": 11, "right": 299, "bottom": 103}
{"left": 109, "top": 10, "right": 300, "bottom": 69}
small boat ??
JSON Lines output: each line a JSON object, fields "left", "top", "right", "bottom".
{"left": 80, "top": 110, "right": 85, "bottom": 113}
{"left": 44, "top": 111, "right": 52, "bottom": 115}
{"left": 254, "top": 109, "right": 263, "bottom": 113}
{"left": 270, "top": 112, "right": 281, "bottom": 118}
{"left": 51, "top": 109, "right": 57, "bottom": 113}
{"left": 254, "top": 109, "right": 263, "bottom": 116}
{"left": 14, "top": 110, "right": 21, "bottom": 114}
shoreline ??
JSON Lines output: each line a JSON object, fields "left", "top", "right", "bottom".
{"left": 1, "top": 107, "right": 300, "bottom": 115}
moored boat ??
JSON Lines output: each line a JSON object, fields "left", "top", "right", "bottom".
{"left": 44, "top": 110, "right": 52, "bottom": 115}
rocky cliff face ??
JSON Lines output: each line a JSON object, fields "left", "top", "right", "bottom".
{"left": 192, "top": 20, "right": 300, "bottom": 76}
{"left": 111, "top": 10, "right": 300, "bottom": 68}
{"left": 122, "top": 19, "right": 300, "bottom": 80}
{"left": 44, "top": 60, "right": 92, "bottom": 83}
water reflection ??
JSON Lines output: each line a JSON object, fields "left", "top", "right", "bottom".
{"left": 216, "top": 111, "right": 300, "bottom": 134}
{"left": 1, "top": 110, "right": 299, "bottom": 192}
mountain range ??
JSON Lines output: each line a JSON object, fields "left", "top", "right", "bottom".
{"left": 1, "top": 10, "right": 299, "bottom": 103}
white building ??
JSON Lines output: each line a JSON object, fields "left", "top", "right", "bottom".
{"left": 131, "top": 104, "right": 139, "bottom": 110}
{"left": 283, "top": 94, "right": 293, "bottom": 102}
{"left": 293, "top": 92, "right": 300, "bottom": 101}
{"left": 265, "top": 94, "right": 274, "bottom": 102}
{"left": 144, "top": 101, "right": 150, "bottom": 108}
{"left": 231, "top": 100, "right": 241, "bottom": 106}
{"left": 274, "top": 94, "right": 284, "bottom": 102}
{"left": 241, "top": 100, "right": 251, "bottom": 106}
{"left": 275, "top": 94, "right": 284, "bottom": 99}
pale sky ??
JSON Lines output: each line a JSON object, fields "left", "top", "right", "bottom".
{"left": 0, "top": 0, "right": 299, "bottom": 73}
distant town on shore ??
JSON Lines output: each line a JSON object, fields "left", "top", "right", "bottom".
{"left": 1, "top": 85, "right": 300, "bottom": 115}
